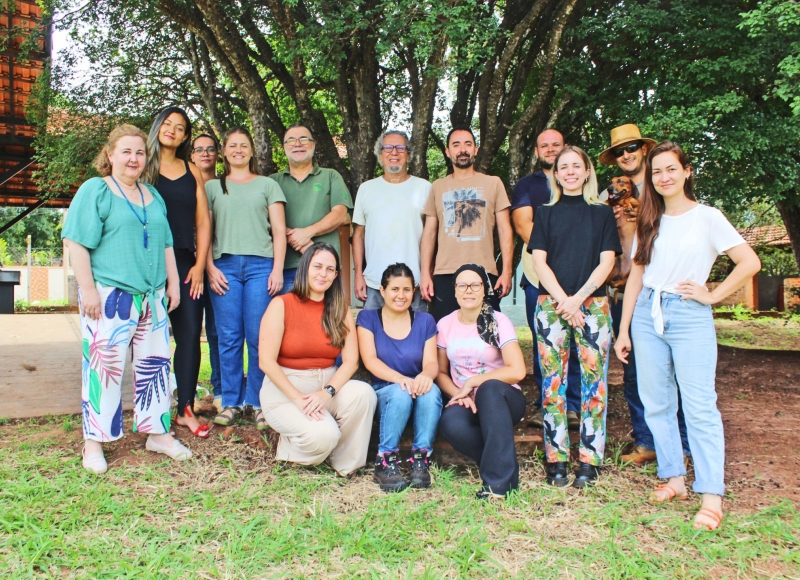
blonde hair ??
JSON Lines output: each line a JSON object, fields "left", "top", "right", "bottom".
{"left": 547, "top": 146, "right": 602, "bottom": 206}
{"left": 93, "top": 124, "right": 149, "bottom": 177}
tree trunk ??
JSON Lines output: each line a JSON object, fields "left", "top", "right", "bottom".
{"left": 776, "top": 190, "right": 800, "bottom": 272}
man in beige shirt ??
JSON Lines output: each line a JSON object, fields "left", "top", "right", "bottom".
{"left": 420, "top": 126, "right": 514, "bottom": 321}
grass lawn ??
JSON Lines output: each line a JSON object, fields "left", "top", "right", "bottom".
{"left": 1, "top": 325, "right": 798, "bottom": 577}
{"left": 1, "top": 419, "right": 798, "bottom": 578}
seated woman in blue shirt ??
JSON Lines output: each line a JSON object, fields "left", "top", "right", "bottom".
{"left": 356, "top": 263, "right": 441, "bottom": 492}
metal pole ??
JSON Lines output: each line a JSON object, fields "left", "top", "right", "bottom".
{"left": 26, "top": 234, "right": 31, "bottom": 302}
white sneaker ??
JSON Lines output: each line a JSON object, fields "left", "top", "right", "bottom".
{"left": 82, "top": 446, "right": 108, "bottom": 474}
{"left": 145, "top": 436, "right": 192, "bottom": 461}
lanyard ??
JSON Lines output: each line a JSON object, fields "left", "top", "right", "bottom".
{"left": 110, "top": 175, "right": 149, "bottom": 249}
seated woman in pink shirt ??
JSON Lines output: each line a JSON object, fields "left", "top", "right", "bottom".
{"left": 436, "top": 264, "right": 527, "bottom": 499}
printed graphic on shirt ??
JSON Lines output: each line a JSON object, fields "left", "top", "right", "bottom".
{"left": 448, "top": 337, "right": 490, "bottom": 381}
{"left": 442, "top": 188, "right": 487, "bottom": 241}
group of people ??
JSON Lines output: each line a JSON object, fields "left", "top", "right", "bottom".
{"left": 62, "top": 106, "right": 760, "bottom": 532}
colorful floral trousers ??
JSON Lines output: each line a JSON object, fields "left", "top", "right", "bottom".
{"left": 80, "top": 283, "right": 172, "bottom": 442}
{"left": 536, "top": 295, "right": 612, "bottom": 465}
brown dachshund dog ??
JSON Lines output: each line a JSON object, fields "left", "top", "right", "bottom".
{"left": 605, "top": 176, "right": 640, "bottom": 289}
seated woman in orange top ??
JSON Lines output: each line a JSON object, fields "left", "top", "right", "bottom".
{"left": 259, "top": 242, "right": 377, "bottom": 476}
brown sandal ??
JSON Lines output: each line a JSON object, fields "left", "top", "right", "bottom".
{"left": 693, "top": 506, "right": 723, "bottom": 531}
{"left": 650, "top": 483, "right": 689, "bottom": 503}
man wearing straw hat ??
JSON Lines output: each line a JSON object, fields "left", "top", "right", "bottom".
{"left": 599, "top": 123, "right": 691, "bottom": 465}
{"left": 512, "top": 129, "right": 581, "bottom": 430}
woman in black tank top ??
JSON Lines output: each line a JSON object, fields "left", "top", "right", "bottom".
{"left": 146, "top": 106, "right": 212, "bottom": 438}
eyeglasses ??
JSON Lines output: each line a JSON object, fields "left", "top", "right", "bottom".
{"left": 284, "top": 136, "right": 315, "bottom": 146}
{"left": 455, "top": 282, "right": 483, "bottom": 293}
{"left": 380, "top": 145, "right": 408, "bottom": 153}
{"left": 192, "top": 146, "right": 217, "bottom": 155}
{"left": 611, "top": 142, "right": 643, "bottom": 158}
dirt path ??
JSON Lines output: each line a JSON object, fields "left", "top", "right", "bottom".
{"left": 604, "top": 345, "right": 800, "bottom": 509}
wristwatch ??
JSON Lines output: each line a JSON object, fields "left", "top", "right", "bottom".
{"left": 324, "top": 385, "right": 336, "bottom": 397}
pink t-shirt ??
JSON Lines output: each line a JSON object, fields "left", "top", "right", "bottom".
{"left": 436, "top": 310, "right": 520, "bottom": 390}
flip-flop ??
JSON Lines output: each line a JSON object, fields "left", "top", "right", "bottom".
{"left": 650, "top": 483, "right": 689, "bottom": 503}
{"left": 694, "top": 506, "right": 723, "bottom": 531}
{"left": 213, "top": 406, "right": 241, "bottom": 426}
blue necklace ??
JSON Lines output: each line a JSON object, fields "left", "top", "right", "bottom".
{"left": 110, "top": 175, "right": 149, "bottom": 249}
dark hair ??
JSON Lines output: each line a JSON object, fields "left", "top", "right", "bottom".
{"left": 292, "top": 242, "right": 349, "bottom": 349}
{"left": 144, "top": 106, "right": 192, "bottom": 183}
{"left": 220, "top": 126, "right": 259, "bottom": 194}
{"left": 284, "top": 123, "right": 315, "bottom": 142}
{"left": 380, "top": 263, "right": 415, "bottom": 289}
{"left": 446, "top": 126, "right": 476, "bottom": 147}
{"left": 192, "top": 133, "right": 218, "bottom": 149}
{"left": 634, "top": 141, "right": 696, "bottom": 266}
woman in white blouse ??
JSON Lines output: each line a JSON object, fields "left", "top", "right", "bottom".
{"left": 614, "top": 142, "right": 760, "bottom": 531}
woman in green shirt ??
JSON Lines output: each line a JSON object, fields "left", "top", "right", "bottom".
{"left": 62, "top": 124, "right": 191, "bottom": 474}
{"left": 205, "top": 127, "right": 287, "bottom": 427}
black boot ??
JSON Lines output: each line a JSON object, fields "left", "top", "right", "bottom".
{"left": 546, "top": 461, "right": 570, "bottom": 487}
{"left": 409, "top": 449, "right": 432, "bottom": 489}
{"left": 572, "top": 462, "right": 601, "bottom": 488}
{"left": 373, "top": 452, "right": 408, "bottom": 492}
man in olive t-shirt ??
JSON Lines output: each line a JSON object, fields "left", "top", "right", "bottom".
{"left": 420, "top": 126, "right": 514, "bottom": 321}
{"left": 269, "top": 123, "right": 353, "bottom": 293}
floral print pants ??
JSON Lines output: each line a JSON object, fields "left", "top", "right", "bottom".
{"left": 536, "top": 295, "right": 612, "bottom": 465}
{"left": 80, "top": 283, "right": 172, "bottom": 442}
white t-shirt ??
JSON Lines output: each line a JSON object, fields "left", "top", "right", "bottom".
{"left": 632, "top": 204, "right": 745, "bottom": 293}
{"left": 352, "top": 175, "right": 432, "bottom": 289}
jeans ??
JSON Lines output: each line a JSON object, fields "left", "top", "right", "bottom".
{"left": 524, "top": 283, "right": 581, "bottom": 412}
{"left": 202, "top": 282, "right": 221, "bottom": 397}
{"left": 631, "top": 289, "right": 724, "bottom": 495}
{"left": 209, "top": 254, "right": 274, "bottom": 408}
{"left": 610, "top": 297, "right": 690, "bottom": 455}
{"left": 439, "top": 380, "right": 526, "bottom": 494}
{"left": 169, "top": 249, "right": 204, "bottom": 416}
{"left": 373, "top": 382, "right": 442, "bottom": 454}
{"left": 279, "top": 268, "right": 298, "bottom": 295}
{"left": 363, "top": 286, "right": 428, "bottom": 312}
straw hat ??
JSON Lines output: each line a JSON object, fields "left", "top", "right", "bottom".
{"left": 598, "top": 124, "right": 658, "bottom": 165}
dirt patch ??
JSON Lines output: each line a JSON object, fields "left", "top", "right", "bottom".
{"left": 715, "top": 317, "right": 800, "bottom": 350}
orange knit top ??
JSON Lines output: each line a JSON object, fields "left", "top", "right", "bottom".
{"left": 277, "top": 293, "right": 341, "bottom": 370}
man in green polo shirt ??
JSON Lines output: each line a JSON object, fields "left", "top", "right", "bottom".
{"left": 269, "top": 123, "right": 353, "bottom": 293}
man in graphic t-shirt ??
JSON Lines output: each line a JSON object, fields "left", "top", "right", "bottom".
{"left": 353, "top": 129, "right": 431, "bottom": 311}
{"left": 512, "top": 129, "right": 581, "bottom": 429}
{"left": 420, "top": 126, "right": 514, "bottom": 321}
{"left": 599, "top": 123, "right": 691, "bottom": 465}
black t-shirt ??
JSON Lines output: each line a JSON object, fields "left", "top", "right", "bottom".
{"left": 527, "top": 194, "right": 622, "bottom": 297}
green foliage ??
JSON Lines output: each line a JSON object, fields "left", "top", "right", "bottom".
{"left": 714, "top": 304, "right": 756, "bottom": 321}
{"left": 558, "top": 0, "right": 800, "bottom": 214}
{"left": 740, "top": 0, "right": 800, "bottom": 115}
{"left": 0, "top": 239, "right": 11, "bottom": 267}
{"left": 0, "top": 208, "right": 63, "bottom": 249}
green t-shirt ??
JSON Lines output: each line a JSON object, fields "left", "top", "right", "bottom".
{"left": 205, "top": 176, "right": 287, "bottom": 260}
{"left": 269, "top": 164, "right": 353, "bottom": 269}
{"left": 61, "top": 177, "right": 173, "bottom": 297}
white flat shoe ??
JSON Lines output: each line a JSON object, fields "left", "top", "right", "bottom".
{"left": 146, "top": 436, "right": 192, "bottom": 461}
{"left": 82, "top": 446, "right": 107, "bottom": 474}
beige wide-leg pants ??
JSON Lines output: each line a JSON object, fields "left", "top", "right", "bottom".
{"left": 260, "top": 366, "right": 377, "bottom": 476}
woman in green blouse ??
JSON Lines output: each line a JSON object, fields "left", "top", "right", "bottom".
{"left": 62, "top": 124, "right": 192, "bottom": 474}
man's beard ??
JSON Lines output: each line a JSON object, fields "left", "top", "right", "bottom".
{"left": 451, "top": 154, "right": 475, "bottom": 169}
{"left": 538, "top": 157, "right": 554, "bottom": 170}
{"left": 385, "top": 164, "right": 404, "bottom": 174}
{"left": 621, "top": 158, "right": 645, "bottom": 177}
